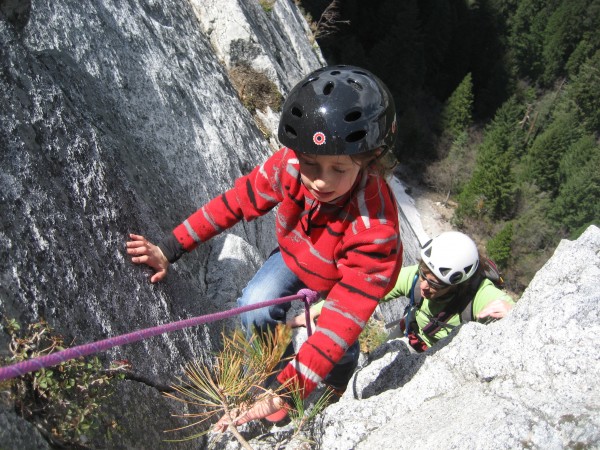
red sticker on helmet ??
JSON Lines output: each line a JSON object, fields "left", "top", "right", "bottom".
{"left": 313, "top": 132, "right": 326, "bottom": 145}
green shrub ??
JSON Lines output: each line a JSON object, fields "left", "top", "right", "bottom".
{"left": 258, "top": 0, "right": 275, "bottom": 13}
{"left": 359, "top": 317, "right": 388, "bottom": 354}
{"left": 228, "top": 63, "right": 283, "bottom": 113}
{"left": 2, "top": 318, "right": 125, "bottom": 446}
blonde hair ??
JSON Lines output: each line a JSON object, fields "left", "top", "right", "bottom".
{"left": 352, "top": 148, "right": 398, "bottom": 177}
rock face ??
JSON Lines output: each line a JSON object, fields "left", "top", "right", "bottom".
{"left": 0, "top": 0, "right": 323, "bottom": 447}
{"left": 310, "top": 225, "right": 600, "bottom": 450}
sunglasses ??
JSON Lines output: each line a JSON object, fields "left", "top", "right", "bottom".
{"left": 418, "top": 266, "right": 449, "bottom": 290}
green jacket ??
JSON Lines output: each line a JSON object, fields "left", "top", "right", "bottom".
{"left": 384, "top": 265, "right": 515, "bottom": 348}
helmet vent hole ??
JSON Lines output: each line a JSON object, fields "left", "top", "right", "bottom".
{"left": 330, "top": 70, "right": 341, "bottom": 75}
{"left": 284, "top": 125, "right": 298, "bottom": 138}
{"left": 345, "top": 111, "right": 362, "bottom": 122}
{"left": 291, "top": 106, "right": 303, "bottom": 118}
{"left": 323, "top": 81, "right": 335, "bottom": 95}
{"left": 449, "top": 272, "right": 462, "bottom": 284}
{"left": 347, "top": 79, "right": 363, "bottom": 91}
{"left": 439, "top": 268, "right": 451, "bottom": 276}
{"left": 345, "top": 130, "right": 367, "bottom": 143}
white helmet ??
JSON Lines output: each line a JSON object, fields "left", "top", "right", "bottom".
{"left": 420, "top": 231, "right": 479, "bottom": 285}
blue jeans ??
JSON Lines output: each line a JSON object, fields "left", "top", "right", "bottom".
{"left": 237, "top": 249, "right": 360, "bottom": 390}
{"left": 237, "top": 249, "right": 304, "bottom": 334}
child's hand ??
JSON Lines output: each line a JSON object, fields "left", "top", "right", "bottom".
{"left": 213, "top": 394, "right": 286, "bottom": 433}
{"left": 286, "top": 308, "right": 319, "bottom": 330}
{"left": 126, "top": 233, "right": 169, "bottom": 283}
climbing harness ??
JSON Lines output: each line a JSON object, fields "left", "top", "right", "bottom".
{"left": 0, "top": 288, "right": 320, "bottom": 382}
{"left": 398, "top": 274, "right": 429, "bottom": 352}
{"left": 403, "top": 273, "right": 420, "bottom": 337}
{"left": 400, "top": 272, "right": 476, "bottom": 339}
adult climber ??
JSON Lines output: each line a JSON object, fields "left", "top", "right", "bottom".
{"left": 292, "top": 231, "right": 515, "bottom": 357}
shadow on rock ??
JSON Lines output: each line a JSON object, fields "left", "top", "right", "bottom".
{"left": 348, "top": 339, "right": 425, "bottom": 400}
{"left": 349, "top": 326, "right": 464, "bottom": 400}
{"left": 0, "top": 0, "right": 31, "bottom": 31}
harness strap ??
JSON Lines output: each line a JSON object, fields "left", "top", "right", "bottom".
{"left": 421, "top": 273, "right": 483, "bottom": 336}
{"left": 404, "top": 273, "right": 420, "bottom": 337}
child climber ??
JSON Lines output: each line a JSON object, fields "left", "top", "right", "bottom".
{"left": 126, "top": 65, "right": 403, "bottom": 429}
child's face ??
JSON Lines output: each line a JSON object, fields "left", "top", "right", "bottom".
{"left": 297, "top": 153, "right": 363, "bottom": 202}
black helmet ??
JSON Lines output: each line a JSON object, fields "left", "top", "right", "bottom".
{"left": 278, "top": 65, "right": 397, "bottom": 156}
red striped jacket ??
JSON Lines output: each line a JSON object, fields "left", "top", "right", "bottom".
{"left": 172, "top": 147, "right": 402, "bottom": 398}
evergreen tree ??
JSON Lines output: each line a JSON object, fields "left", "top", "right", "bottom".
{"left": 567, "top": 49, "right": 600, "bottom": 134}
{"left": 487, "top": 222, "right": 513, "bottom": 269}
{"left": 441, "top": 73, "right": 474, "bottom": 138}
{"left": 527, "top": 111, "right": 582, "bottom": 196}
{"left": 508, "top": 0, "right": 555, "bottom": 81}
{"left": 457, "top": 97, "right": 524, "bottom": 220}
{"left": 456, "top": 137, "right": 516, "bottom": 221}
{"left": 488, "top": 0, "right": 520, "bottom": 20}
{"left": 549, "top": 134, "right": 600, "bottom": 237}
{"left": 565, "top": 0, "right": 600, "bottom": 82}
{"left": 501, "top": 181, "right": 559, "bottom": 290}
{"left": 541, "top": 0, "right": 591, "bottom": 85}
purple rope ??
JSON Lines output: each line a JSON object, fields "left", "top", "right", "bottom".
{"left": 0, "top": 288, "right": 320, "bottom": 382}
{"left": 304, "top": 306, "right": 313, "bottom": 337}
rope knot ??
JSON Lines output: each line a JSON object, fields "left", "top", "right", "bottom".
{"left": 297, "top": 289, "right": 319, "bottom": 306}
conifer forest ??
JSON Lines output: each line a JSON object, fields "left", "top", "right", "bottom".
{"left": 301, "top": 0, "right": 600, "bottom": 293}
